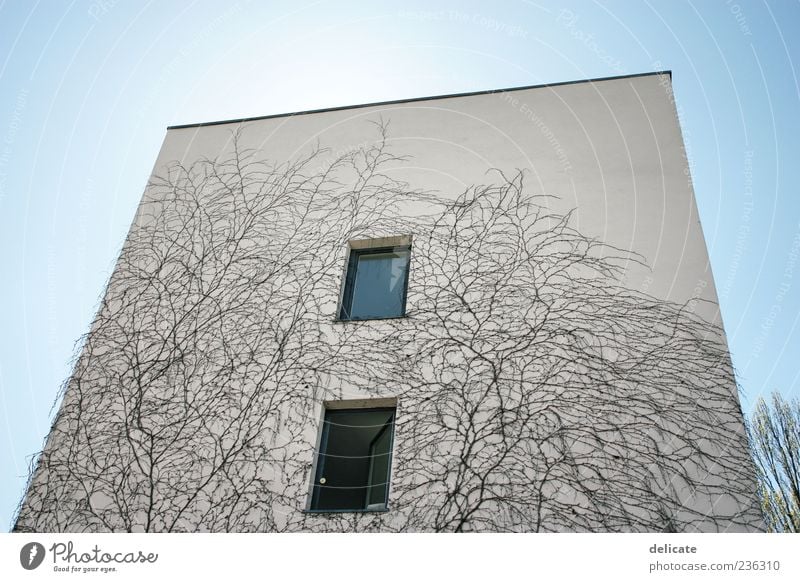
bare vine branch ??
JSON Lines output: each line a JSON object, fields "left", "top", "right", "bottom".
{"left": 15, "top": 125, "right": 762, "bottom": 532}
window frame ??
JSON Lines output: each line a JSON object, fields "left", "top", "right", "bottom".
{"left": 306, "top": 406, "right": 397, "bottom": 514}
{"left": 337, "top": 243, "right": 411, "bottom": 321}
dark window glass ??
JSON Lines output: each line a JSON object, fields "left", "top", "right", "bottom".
{"left": 339, "top": 247, "right": 410, "bottom": 320}
{"left": 310, "top": 408, "right": 395, "bottom": 511}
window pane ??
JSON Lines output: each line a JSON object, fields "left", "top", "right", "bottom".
{"left": 366, "top": 421, "right": 392, "bottom": 508}
{"left": 343, "top": 248, "right": 409, "bottom": 320}
{"left": 311, "top": 409, "right": 395, "bottom": 511}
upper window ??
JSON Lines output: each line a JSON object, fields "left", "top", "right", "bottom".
{"left": 309, "top": 407, "right": 396, "bottom": 512}
{"left": 339, "top": 244, "right": 410, "bottom": 320}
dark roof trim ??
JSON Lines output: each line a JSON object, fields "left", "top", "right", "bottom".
{"left": 167, "top": 70, "right": 672, "bottom": 130}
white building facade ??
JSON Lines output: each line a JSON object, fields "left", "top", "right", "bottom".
{"left": 16, "top": 72, "right": 763, "bottom": 532}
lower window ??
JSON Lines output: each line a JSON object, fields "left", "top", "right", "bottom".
{"left": 310, "top": 407, "right": 395, "bottom": 512}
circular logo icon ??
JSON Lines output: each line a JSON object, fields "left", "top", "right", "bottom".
{"left": 20, "top": 542, "right": 46, "bottom": 570}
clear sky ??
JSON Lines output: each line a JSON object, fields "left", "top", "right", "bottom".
{"left": 0, "top": 0, "right": 798, "bottom": 531}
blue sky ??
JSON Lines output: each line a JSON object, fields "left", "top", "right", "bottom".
{"left": 0, "top": 0, "right": 798, "bottom": 531}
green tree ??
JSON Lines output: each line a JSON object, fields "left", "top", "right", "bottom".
{"left": 747, "top": 393, "right": 800, "bottom": 532}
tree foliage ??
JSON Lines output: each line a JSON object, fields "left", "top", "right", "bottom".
{"left": 747, "top": 392, "right": 800, "bottom": 532}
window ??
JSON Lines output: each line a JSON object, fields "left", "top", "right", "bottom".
{"left": 309, "top": 407, "right": 395, "bottom": 512}
{"left": 339, "top": 242, "right": 410, "bottom": 320}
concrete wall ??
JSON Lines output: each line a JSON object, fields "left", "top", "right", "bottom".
{"left": 156, "top": 72, "right": 713, "bottom": 318}
{"left": 16, "top": 73, "right": 763, "bottom": 532}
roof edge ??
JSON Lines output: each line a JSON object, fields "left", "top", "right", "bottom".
{"left": 167, "top": 70, "right": 672, "bottom": 130}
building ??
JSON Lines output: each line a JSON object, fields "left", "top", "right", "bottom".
{"left": 15, "top": 72, "right": 763, "bottom": 532}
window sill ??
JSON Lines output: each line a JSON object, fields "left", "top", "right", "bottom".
{"left": 333, "top": 314, "right": 409, "bottom": 323}
{"left": 302, "top": 508, "right": 390, "bottom": 514}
